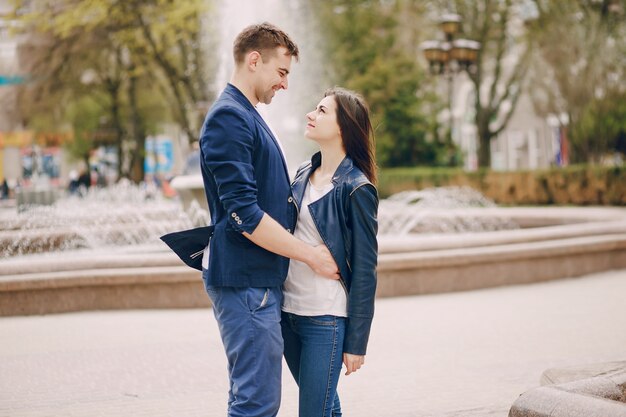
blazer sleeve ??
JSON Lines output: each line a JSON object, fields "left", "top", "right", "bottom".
{"left": 200, "top": 106, "right": 264, "bottom": 234}
{"left": 344, "top": 183, "right": 379, "bottom": 355}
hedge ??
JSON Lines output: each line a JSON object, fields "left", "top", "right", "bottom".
{"left": 378, "top": 165, "right": 626, "bottom": 205}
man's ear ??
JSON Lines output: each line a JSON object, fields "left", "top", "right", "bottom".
{"left": 247, "top": 51, "right": 261, "bottom": 71}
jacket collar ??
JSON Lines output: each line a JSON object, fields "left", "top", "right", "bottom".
{"left": 310, "top": 151, "right": 354, "bottom": 185}
{"left": 292, "top": 152, "right": 354, "bottom": 210}
{"left": 223, "top": 83, "right": 290, "bottom": 181}
{"left": 223, "top": 83, "right": 255, "bottom": 111}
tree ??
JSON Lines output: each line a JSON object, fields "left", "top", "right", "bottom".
{"left": 310, "top": 0, "right": 447, "bottom": 167}
{"left": 572, "top": 91, "right": 626, "bottom": 162}
{"left": 527, "top": 0, "right": 626, "bottom": 163}
{"left": 119, "top": 0, "right": 217, "bottom": 141}
{"left": 11, "top": 0, "right": 215, "bottom": 181}
{"left": 430, "top": 0, "right": 532, "bottom": 168}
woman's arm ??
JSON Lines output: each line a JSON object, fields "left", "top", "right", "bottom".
{"left": 343, "top": 183, "right": 379, "bottom": 357}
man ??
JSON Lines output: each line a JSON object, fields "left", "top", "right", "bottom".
{"left": 199, "top": 23, "right": 338, "bottom": 417}
{"left": 0, "top": 178, "right": 8, "bottom": 199}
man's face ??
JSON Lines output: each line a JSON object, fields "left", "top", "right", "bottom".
{"left": 253, "top": 46, "right": 292, "bottom": 105}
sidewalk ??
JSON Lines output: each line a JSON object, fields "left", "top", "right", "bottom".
{"left": 1, "top": 270, "right": 625, "bottom": 417}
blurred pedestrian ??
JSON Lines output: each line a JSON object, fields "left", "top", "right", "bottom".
{"left": 68, "top": 170, "right": 79, "bottom": 195}
{"left": 95, "top": 167, "right": 107, "bottom": 187}
{"left": 77, "top": 168, "right": 91, "bottom": 196}
{"left": 183, "top": 141, "right": 201, "bottom": 175}
{"left": 0, "top": 178, "right": 8, "bottom": 200}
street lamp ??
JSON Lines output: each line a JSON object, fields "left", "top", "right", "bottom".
{"left": 420, "top": 13, "right": 481, "bottom": 160}
{"left": 440, "top": 13, "right": 462, "bottom": 40}
{"left": 420, "top": 13, "right": 481, "bottom": 75}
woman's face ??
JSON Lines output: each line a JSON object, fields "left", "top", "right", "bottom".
{"left": 304, "top": 95, "right": 342, "bottom": 145}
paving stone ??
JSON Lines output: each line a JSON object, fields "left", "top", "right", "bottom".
{"left": 0, "top": 270, "right": 625, "bottom": 416}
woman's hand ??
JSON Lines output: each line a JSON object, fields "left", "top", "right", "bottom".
{"left": 343, "top": 353, "right": 365, "bottom": 375}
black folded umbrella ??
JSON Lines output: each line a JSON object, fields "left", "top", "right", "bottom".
{"left": 160, "top": 225, "right": 215, "bottom": 271}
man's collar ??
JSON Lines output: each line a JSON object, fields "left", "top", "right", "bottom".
{"left": 224, "top": 83, "right": 256, "bottom": 111}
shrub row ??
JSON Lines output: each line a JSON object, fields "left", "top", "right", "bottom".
{"left": 378, "top": 165, "right": 626, "bottom": 205}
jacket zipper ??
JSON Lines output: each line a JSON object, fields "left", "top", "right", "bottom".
{"left": 291, "top": 197, "right": 300, "bottom": 216}
{"left": 338, "top": 276, "right": 348, "bottom": 297}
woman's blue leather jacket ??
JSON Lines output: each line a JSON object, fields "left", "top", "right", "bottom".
{"left": 289, "top": 152, "right": 378, "bottom": 355}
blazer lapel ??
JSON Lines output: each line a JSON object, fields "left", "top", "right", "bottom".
{"left": 250, "top": 109, "right": 290, "bottom": 181}
{"left": 223, "top": 83, "right": 290, "bottom": 181}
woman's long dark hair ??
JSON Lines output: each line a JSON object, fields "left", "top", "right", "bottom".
{"left": 325, "top": 87, "right": 377, "bottom": 185}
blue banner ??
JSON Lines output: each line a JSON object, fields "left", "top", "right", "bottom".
{"left": 0, "top": 75, "right": 26, "bottom": 86}
{"left": 145, "top": 136, "right": 174, "bottom": 175}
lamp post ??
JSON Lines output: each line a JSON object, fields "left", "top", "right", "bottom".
{"left": 421, "top": 14, "right": 480, "bottom": 153}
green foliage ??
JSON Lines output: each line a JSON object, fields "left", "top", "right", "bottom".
{"left": 378, "top": 164, "right": 626, "bottom": 205}
{"left": 64, "top": 95, "right": 107, "bottom": 162}
{"left": 11, "top": 0, "right": 215, "bottom": 181}
{"left": 353, "top": 54, "right": 440, "bottom": 167}
{"left": 528, "top": 0, "right": 626, "bottom": 163}
{"left": 312, "top": 0, "right": 447, "bottom": 168}
{"left": 571, "top": 91, "right": 626, "bottom": 162}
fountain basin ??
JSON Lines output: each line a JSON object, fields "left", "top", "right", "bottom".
{"left": 170, "top": 175, "right": 207, "bottom": 212}
{"left": 1, "top": 206, "right": 625, "bottom": 316}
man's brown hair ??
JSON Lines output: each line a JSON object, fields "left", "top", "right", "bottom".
{"left": 233, "top": 22, "right": 299, "bottom": 65}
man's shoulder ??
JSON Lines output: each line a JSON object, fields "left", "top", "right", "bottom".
{"left": 208, "top": 97, "right": 252, "bottom": 119}
{"left": 202, "top": 100, "right": 256, "bottom": 136}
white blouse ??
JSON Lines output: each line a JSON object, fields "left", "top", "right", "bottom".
{"left": 282, "top": 180, "right": 348, "bottom": 317}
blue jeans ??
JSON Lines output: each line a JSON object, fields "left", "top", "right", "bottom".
{"left": 281, "top": 312, "right": 346, "bottom": 417}
{"left": 205, "top": 284, "right": 283, "bottom": 417}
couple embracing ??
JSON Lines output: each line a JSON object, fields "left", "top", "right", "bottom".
{"left": 163, "top": 22, "right": 378, "bottom": 417}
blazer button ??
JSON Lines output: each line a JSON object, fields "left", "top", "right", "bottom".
{"left": 287, "top": 228, "right": 291, "bottom": 233}
{"left": 231, "top": 212, "right": 237, "bottom": 218}
{"left": 287, "top": 196, "right": 293, "bottom": 203}
{"left": 237, "top": 220, "right": 243, "bottom": 225}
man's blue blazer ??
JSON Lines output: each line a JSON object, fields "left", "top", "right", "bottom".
{"left": 163, "top": 84, "right": 295, "bottom": 288}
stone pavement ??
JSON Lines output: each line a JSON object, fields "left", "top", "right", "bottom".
{"left": 1, "top": 270, "right": 625, "bottom": 417}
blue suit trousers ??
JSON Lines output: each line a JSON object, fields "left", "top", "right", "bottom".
{"left": 205, "top": 284, "right": 283, "bottom": 417}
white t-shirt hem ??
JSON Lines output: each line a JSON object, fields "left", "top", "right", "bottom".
{"left": 281, "top": 305, "right": 348, "bottom": 318}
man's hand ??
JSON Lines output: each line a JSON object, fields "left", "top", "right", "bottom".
{"left": 244, "top": 215, "right": 339, "bottom": 279}
{"left": 343, "top": 353, "right": 365, "bottom": 375}
{"left": 307, "top": 245, "right": 340, "bottom": 280}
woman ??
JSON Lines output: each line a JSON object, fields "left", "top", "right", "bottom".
{"left": 282, "top": 87, "right": 378, "bottom": 417}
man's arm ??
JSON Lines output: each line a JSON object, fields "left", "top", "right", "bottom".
{"left": 243, "top": 214, "right": 339, "bottom": 279}
{"left": 201, "top": 106, "right": 338, "bottom": 278}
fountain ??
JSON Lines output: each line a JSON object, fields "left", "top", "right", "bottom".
{"left": 0, "top": 177, "right": 625, "bottom": 316}
{"left": 1, "top": 182, "right": 195, "bottom": 258}
{"left": 1, "top": 0, "right": 625, "bottom": 316}
{"left": 379, "top": 187, "right": 519, "bottom": 234}
{"left": 15, "top": 145, "right": 62, "bottom": 208}
{"left": 171, "top": 0, "right": 325, "bottom": 200}
{"left": 2, "top": 7, "right": 624, "bottom": 417}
